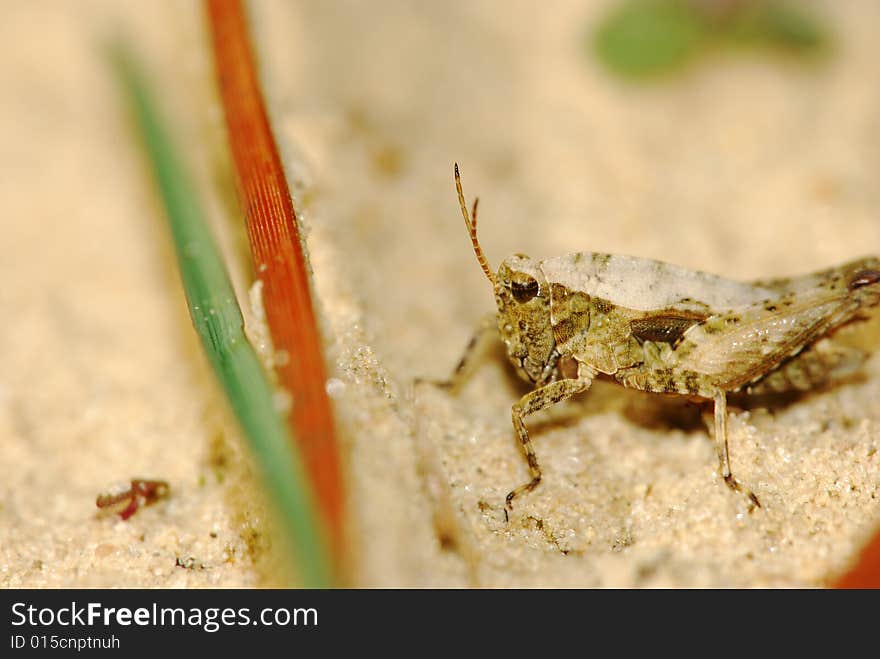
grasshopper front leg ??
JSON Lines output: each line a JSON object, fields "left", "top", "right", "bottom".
{"left": 507, "top": 374, "right": 594, "bottom": 511}
{"left": 418, "top": 313, "right": 497, "bottom": 392}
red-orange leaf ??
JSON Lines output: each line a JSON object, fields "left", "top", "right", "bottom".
{"left": 206, "top": 0, "right": 346, "bottom": 570}
{"left": 834, "top": 529, "right": 880, "bottom": 589}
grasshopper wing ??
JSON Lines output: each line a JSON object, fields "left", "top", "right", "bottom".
{"left": 748, "top": 257, "right": 880, "bottom": 296}
{"left": 671, "top": 275, "right": 880, "bottom": 391}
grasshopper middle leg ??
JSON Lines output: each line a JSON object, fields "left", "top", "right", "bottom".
{"left": 713, "top": 391, "right": 761, "bottom": 509}
{"left": 507, "top": 376, "right": 593, "bottom": 511}
{"left": 616, "top": 367, "right": 761, "bottom": 509}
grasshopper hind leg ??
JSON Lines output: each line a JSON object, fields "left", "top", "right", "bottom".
{"left": 713, "top": 391, "right": 761, "bottom": 510}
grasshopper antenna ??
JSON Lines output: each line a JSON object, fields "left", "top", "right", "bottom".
{"left": 455, "top": 163, "right": 496, "bottom": 286}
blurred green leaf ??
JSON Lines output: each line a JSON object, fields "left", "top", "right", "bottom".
{"left": 110, "top": 42, "right": 332, "bottom": 587}
{"left": 726, "top": 3, "right": 828, "bottom": 52}
{"left": 594, "top": 0, "right": 705, "bottom": 78}
{"left": 592, "top": 0, "right": 830, "bottom": 80}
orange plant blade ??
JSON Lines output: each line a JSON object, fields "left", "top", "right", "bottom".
{"left": 205, "top": 0, "right": 345, "bottom": 567}
{"left": 834, "top": 530, "right": 880, "bottom": 589}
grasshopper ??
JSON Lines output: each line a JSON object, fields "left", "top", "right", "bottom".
{"left": 437, "top": 164, "right": 880, "bottom": 513}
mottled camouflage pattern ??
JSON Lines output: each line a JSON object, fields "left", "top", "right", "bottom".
{"left": 444, "top": 168, "right": 880, "bottom": 511}
{"left": 494, "top": 252, "right": 880, "bottom": 509}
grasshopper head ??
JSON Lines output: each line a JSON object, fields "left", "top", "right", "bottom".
{"left": 495, "top": 255, "right": 556, "bottom": 384}
{"left": 454, "top": 165, "right": 556, "bottom": 384}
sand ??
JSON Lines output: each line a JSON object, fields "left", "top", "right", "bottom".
{"left": 2, "top": 0, "right": 878, "bottom": 587}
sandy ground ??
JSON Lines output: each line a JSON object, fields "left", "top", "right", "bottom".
{"left": 2, "top": 0, "right": 879, "bottom": 587}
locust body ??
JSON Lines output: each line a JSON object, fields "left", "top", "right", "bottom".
{"left": 443, "top": 164, "right": 880, "bottom": 511}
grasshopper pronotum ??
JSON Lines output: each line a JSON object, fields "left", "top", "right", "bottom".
{"left": 437, "top": 164, "right": 880, "bottom": 513}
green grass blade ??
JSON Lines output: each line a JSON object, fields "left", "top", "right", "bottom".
{"left": 110, "top": 41, "right": 332, "bottom": 587}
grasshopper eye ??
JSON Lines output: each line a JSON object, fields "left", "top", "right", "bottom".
{"left": 511, "top": 274, "right": 539, "bottom": 303}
